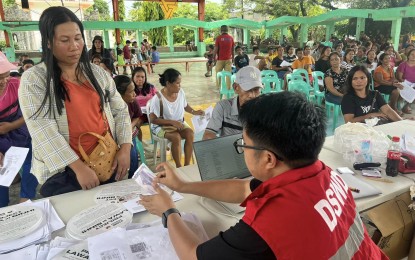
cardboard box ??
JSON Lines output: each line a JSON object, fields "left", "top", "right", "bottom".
{"left": 366, "top": 192, "right": 415, "bottom": 260}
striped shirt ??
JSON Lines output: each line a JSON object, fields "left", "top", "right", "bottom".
{"left": 205, "top": 97, "right": 242, "bottom": 137}
{"left": 19, "top": 63, "right": 132, "bottom": 184}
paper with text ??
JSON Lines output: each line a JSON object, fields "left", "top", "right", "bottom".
{"left": 191, "top": 106, "right": 213, "bottom": 134}
{"left": 400, "top": 80, "right": 415, "bottom": 103}
{"left": 0, "top": 147, "right": 29, "bottom": 187}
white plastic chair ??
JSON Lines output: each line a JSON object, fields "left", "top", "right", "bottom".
{"left": 146, "top": 100, "right": 170, "bottom": 165}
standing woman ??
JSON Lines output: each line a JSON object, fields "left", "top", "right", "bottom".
{"left": 324, "top": 52, "right": 348, "bottom": 105}
{"left": 87, "top": 35, "right": 114, "bottom": 63}
{"left": 19, "top": 7, "right": 132, "bottom": 194}
{"left": 341, "top": 65, "right": 401, "bottom": 123}
{"left": 373, "top": 53, "right": 403, "bottom": 113}
{"left": 149, "top": 68, "right": 204, "bottom": 168}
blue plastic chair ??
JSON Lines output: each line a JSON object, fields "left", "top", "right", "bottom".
{"left": 217, "top": 71, "right": 234, "bottom": 100}
{"left": 262, "top": 77, "right": 282, "bottom": 94}
{"left": 288, "top": 80, "right": 312, "bottom": 100}
{"left": 312, "top": 71, "right": 325, "bottom": 106}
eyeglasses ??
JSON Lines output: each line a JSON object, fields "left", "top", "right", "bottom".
{"left": 233, "top": 138, "right": 284, "bottom": 161}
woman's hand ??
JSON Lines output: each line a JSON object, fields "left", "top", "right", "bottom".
{"left": 393, "top": 82, "right": 404, "bottom": 90}
{"left": 170, "top": 120, "right": 184, "bottom": 130}
{"left": 154, "top": 162, "right": 187, "bottom": 192}
{"left": 369, "top": 112, "right": 388, "bottom": 119}
{"left": 70, "top": 160, "right": 100, "bottom": 190}
{"left": 139, "top": 183, "right": 175, "bottom": 217}
{"left": 112, "top": 144, "right": 131, "bottom": 181}
{"left": 0, "top": 122, "right": 12, "bottom": 135}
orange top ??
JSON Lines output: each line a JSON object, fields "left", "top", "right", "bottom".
{"left": 374, "top": 66, "right": 394, "bottom": 87}
{"left": 292, "top": 57, "right": 313, "bottom": 75}
{"left": 64, "top": 80, "right": 106, "bottom": 158}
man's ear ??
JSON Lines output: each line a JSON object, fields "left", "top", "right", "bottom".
{"left": 233, "top": 83, "right": 240, "bottom": 94}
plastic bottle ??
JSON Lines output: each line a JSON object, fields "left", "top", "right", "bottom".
{"left": 386, "top": 136, "right": 401, "bottom": 177}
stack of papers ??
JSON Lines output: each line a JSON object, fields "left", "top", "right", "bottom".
{"left": 65, "top": 203, "right": 133, "bottom": 240}
{"left": 191, "top": 106, "right": 213, "bottom": 134}
{"left": 46, "top": 237, "right": 88, "bottom": 260}
{"left": 122, "top": 164, "right": 183, "bottom": 214}
{"left": 87, "top": 213, "right": 208, "bottom": 260}
{"left": 0, "top": 147, "right": 29, "bottom": 187}
{"left": 0, "top": 199, "right": 64, "bottom": 254}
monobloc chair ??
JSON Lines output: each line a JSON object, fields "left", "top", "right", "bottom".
{"left": 293, "top": 68, "right": 311, "bottom": 86}
{"left": 312, "top": 71, "right": 325, "bottom": 106}
{"left": 217, "top": 71, "right": 234, "bottom": 100}
{"left": 288, "top": 80, "right": 312, "bottom": 101}
{"left": 325, "top": 101, "right": 342, "bottom": 132}
{"left": 146, "top": 101, "right": 170, "bottom": 166}
{"left": 261, "top": 70, "right": 278, "bottom": 79}
{"left": 262, "top": 77, "right": 282, "bottom": 94}
{"left": 133, "top": 136, "right": 147, "bottom": 165}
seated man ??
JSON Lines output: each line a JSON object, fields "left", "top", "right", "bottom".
{"left": 140, "top": 91, "right": 387, "bottom": 259}
{"left": 203, "top": 66, "right": 262, "bottom": 140}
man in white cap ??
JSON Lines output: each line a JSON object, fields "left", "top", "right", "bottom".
{"left": 203, "top": 66, "right": 263, "bottom": 140}
{"left": 0, "top": 52, "right": 38, "bottom": 207}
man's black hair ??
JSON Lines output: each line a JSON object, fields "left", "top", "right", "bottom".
{"left": 239, "top": 92, "right": 326, "bottom": 169}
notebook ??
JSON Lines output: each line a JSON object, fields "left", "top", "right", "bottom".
{"left": 340, "top": 173, "right": 382, "bottom": 199}
{"left": 193, "top": 134, "right": 250, "bottom": 213}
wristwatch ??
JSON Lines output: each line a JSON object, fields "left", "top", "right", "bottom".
{"left": 162, "top": 208, "right": 181, "bottom": 228}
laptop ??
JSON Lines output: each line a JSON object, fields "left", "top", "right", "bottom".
{"left": 193, "top": 134, "right": 251, "bottom": 213}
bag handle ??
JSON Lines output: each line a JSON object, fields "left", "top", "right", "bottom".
{"left": 370, "top": 91, "right": 378, "bottom": 113}
{"left": 78, "top": 132, "right": 108, "bottom": 162}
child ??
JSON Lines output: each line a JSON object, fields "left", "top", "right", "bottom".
{"left": 131, "top": 49, "right": 138, "bottom": 70}
{"left": 113, "top": 75, "right": 144, "bottom": 178}
{"left": 234, "top": 45, "right": 249, "bottom": 71}
{"left": 204, "top": 44, "right": 214, "bottom": 77}
{"left": 150, "top": 46, "right": 160, "bottom": 73}
{"left": 116, "top": 47, "right": 125, "bottom": 75}
{"left": 91, "top": 54, "right": 102, "bottom": 66}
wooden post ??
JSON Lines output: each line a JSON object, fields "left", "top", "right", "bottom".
{"left": 112, "top": 0, "right": 121, "bottom": 45}
{"left": 198, "top": 0, "right": 205, "bottom": 42}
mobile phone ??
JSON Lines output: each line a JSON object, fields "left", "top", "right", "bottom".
{"left": 337, "top": 167, "right": 355, "bottom": 175}
{"left": 362, "top": 168, "right": 382, "bottom": 178}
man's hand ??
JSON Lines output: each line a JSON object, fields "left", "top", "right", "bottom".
{"left": 139, "top": 183, "right": 175, "bottom": 217}
{"left": 170, "top": 121, "right": 184, "bottom": 130}
{"left": 154, "top": 162, "right": 186, "bottom": 192}
{"left": 112, "top": 144, "right": 131, "bottom": 181}
{"left": 193, "top": 110, "right": 205, "bottom": 116}
{"left": 0, "top": 122, "right": 12, "bottom": 135}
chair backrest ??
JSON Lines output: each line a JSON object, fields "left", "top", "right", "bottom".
{"left": 262, "top": 77, "right": 282, "bottom": 93}
{"left": 286, "top": 73, "right": 303, "bottom": 84}
{"left": 292, "top": 68, "right": 310, "bottom": 85}
{"left": 288, "top": 80, "right": 311, "bottom": 99}
{"left": 261, "top": 70, "right": 278, "bottom": 79}
{"left": 312, "top": 71, "right": 325, "bottom": 93}
{"left": 217, "top": 71, "right": 235, "bottom": 99}
{"left": 369, "top": 70, "right": 375, "bottom": 91}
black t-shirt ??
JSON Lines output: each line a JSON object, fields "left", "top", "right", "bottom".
{"left": 234, "top": 54, "right": 250, "bottom": 70}
{"left": 341, "top": 90, "right": 387, "bottom": 117}
{"left": 315, "top": 59, "right": 330, "bottom": 73}
{"left": 196, "top": 179, "right": 275, "bottom": 260}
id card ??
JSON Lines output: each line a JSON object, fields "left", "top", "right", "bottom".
{"left": 362, "top": 168, "right": 382, "bottom": 178}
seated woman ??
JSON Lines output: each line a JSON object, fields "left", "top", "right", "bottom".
{"left": 363, "top": 49, "right": 377, "bottom": 72}
{"left": 324, "top": 52, "right": 348, "bottom": 105}
{"left": 19, "top": 7, "right": 132, "bottom": 195}
{"left": 373, "top": 53, "right": 403, "bottom": 113}
{"left": 114, "top": 75, "right": 143, "bottom": 178}
{"left": 397, "top": 49, "right": 415, "bottom": 114}
{"left": 341, "top": 65, "right": 402, "bottom": 123}
{"left": 314, "top": 46, "right": 331, "bottom": 73}
{"left": 0, "top": 52, "right": 38, "bottom": 207}
{"left": 383, "top": 45, "right": 402, "bottom": 68}
{"left": 149, "top": 68, "right": 204, "bottom": 168}
{"left": 341, "top": 48, "right": 356, "bottom": 73}
{"left": 132, "top": 67, "right": 157, "bottom": 140}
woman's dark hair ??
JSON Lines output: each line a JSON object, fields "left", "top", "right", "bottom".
{"left": 35, "top": 6, "right": 104, "bottom": 118}
{"left": 100, "top": 58, "right": 116, "bottom": 75}
{"left": 319, "top": 46, "right": 332, "bottom": 60}
{"left": 345, "top": 65, "right": 371, "bottom": 95}
{"left": 159, "top": 68, "right": 181, "bottom": 87}
{"left": 328, "top": 52, "right": 340, "bottom": 65}
{"left": 365, "top": 49, "right": 377, "bottom": 64}
{"left": 91, "top": 54, "right": 102, "bottom": 63}
{"left": 91, "top": 35, "right": 104, "bottom": 54}
{"left": 113, "top": 75, "right": 132, "bottom": 96}
{"left": 132, "top": 67, "right": 153, "bottom": 96}
{"left": 406, "top": 49, "right": 415, "bottom": 60}
{"left": 378, "top": 53, "right": 389, "bottom": 67}
{"left": 285, "top": 45, "right": 293, "bottom": 53}
{"left": 343, "top": 48, "right": 355, "bottom": 63}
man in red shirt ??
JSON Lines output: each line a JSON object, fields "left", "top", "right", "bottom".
{"left": 123, "top": 40, "right": 131, "bottom": 75}
{"left": 140, "top": 92, "right": 388, "bottom": 260}
{"left": 214, "top": 25, "right": 234, "bottom": 89}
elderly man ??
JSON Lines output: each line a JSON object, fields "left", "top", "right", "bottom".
{"left": 203, "top": 66, "right": 262, "bottom": 140}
